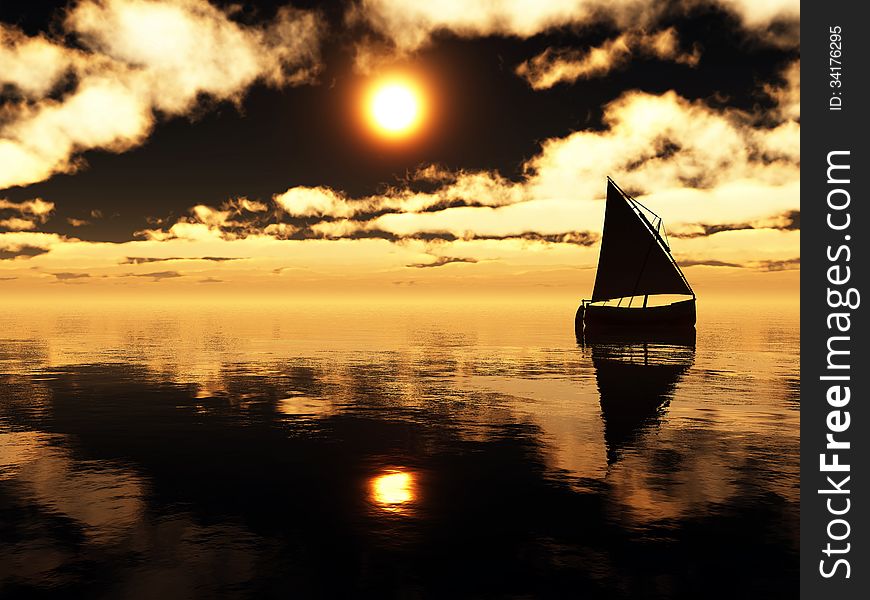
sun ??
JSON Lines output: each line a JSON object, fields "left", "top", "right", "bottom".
{"left": 366, "top": 79, "right": 425, "bottom": 139}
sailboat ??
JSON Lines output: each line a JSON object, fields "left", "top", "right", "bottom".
{"left": 576, "top": 177, "right": 696, "bottom": 334}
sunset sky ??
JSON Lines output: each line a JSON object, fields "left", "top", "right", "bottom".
{"left": 0, "top": 0, "right": 799, "bottom": 299}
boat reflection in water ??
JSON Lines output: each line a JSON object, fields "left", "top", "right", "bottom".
{"left": 580, "top": 329, "right": 696, "bottom": 464}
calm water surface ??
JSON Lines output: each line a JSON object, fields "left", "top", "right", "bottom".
{"left": 0, "top": 299, "right": 799, "bottom": 598}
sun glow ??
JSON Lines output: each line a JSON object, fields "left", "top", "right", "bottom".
{"left": 366, "top": 79, "right": 424, "bottom": 138}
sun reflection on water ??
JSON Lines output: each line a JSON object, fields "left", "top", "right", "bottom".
{"left": 370, "top": 469, "right": 416, "bottom": 512}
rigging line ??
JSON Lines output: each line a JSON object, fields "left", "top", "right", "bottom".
{"left": 608, "top": 178, "right": 671, "bottom": 252}
{"left": 660, "top": 221, "right": 671, "bottom": 249}
{"left": 608, "top": 177, "right": 661, "bottom": 220}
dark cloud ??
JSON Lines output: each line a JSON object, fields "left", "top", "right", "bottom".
{"left": 124, "top": 271, "right": 184, "bottom": 281}
{"left": 309, "top": 228, "right": 595, "bottom": 246}
{"left": 121, "top": 257, "right": 176, "bottom": 264}
{"left": 672, "top": 210, "right": 800, "bottom": 239}
{"left": 780, "top": 210, "right": 800, "bottom": 230}
{"left": 759, "top": 257, "right": 800, "bottom": 271}
{"left": 404, "top": 231, "right": 459, "bottom": 242}
{"left": 680, "top": 257, "right": 800, "bottom": 271}
{"left": 477, "top": 231, "right": 597, "bottom": 246}
{"left": 197, "top": 277, "right": 224, "bottom": 284}
{"left": 406, "top": 256, "right": 478, "bottom": 269}
{"left": 671, "top": 223, "right": 754, "bottom": 239}
{"left": 120, "top": 256, "right": 241, "bottom": 265}
{"left": 318, "top": 228, "right": 402, "bottom": 242}
{"left": 52, "top": 272, "right": 90, "bottom": 280}
{"left": 679, "top": 259, "right": 743, "bottom": 268}
{"left": 0, "top": 245, "right": 49, "bottom": 260}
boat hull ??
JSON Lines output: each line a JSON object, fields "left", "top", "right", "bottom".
{"left": 575, "top": 298, "right": 696, "bottom": 335}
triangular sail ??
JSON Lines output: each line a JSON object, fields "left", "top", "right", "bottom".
{"left": 591, "top": 180, "right": 692, "bottom": 302}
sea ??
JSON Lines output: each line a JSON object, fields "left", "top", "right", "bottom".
{"left": 0, "top": 297, "right": 799, "bottom": 598}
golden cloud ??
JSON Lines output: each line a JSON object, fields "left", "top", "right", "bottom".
{"left": 0, "top": 0, "right": 324, "bottom": 190}
{"left": 516, "top": 29, "right": 700, "bottom": 89}
{"left": 0, "top": 27, "right": 79, "bottom": 97}
{"left": 720, "top": 0, "right": 800, "bottom": 28}
{"left": 124, "top": 62, "right": 798, "bottom": 266}
{"left": 764, "top": 60, "right": 800, "bottom": 122}
{"left": 0, "top": 217, "right": 38, "bottom": 231}
{"left": 1, "top": 62, "right": 799, "bottom": 293}
{"left": 0, "top": 197, "right": 55, "bottom": 220}
{"left": 352, "top": 0, "right": 799, "bottom": 55}
{"left": 0, "top": 197, "right": 57, "bottom": 232}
